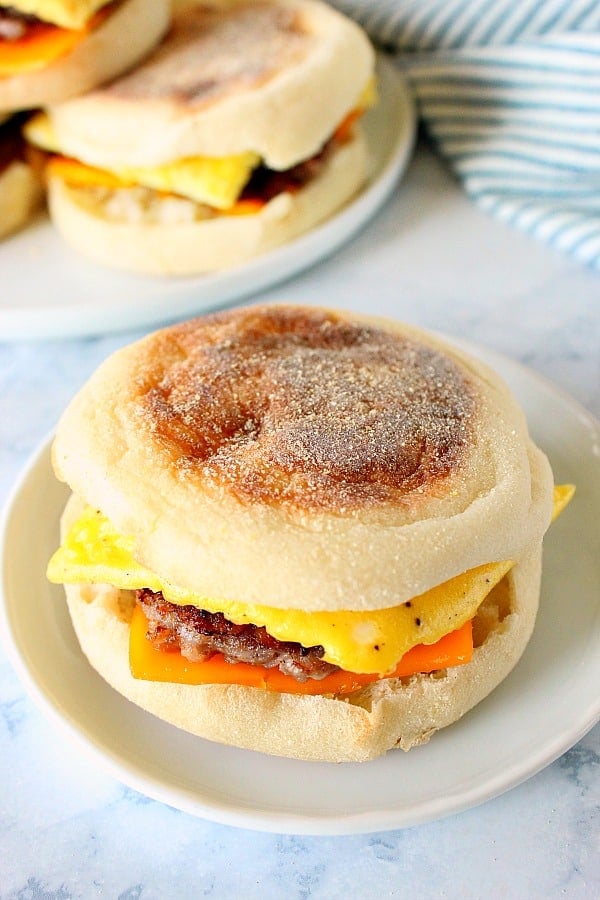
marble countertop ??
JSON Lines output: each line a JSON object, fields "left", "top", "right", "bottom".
{"left": 1, "top": 142, "right": 598, "bottom": 898}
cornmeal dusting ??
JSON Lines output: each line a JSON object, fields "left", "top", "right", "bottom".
{"left": 142, "top": 307, "right": 477, "bottom": 510}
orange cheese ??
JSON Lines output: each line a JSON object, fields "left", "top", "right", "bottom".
{"left": 129, "top": 605, "right": 473, "bottom": 696}
{"left": 0, "top": 5, "right": 112, "bottom": 76}
{"left": 46, "top": 154, "right": 268, "bottom": 214}
{"left": 47, "top": 155, "right": 130, "bottom": 189}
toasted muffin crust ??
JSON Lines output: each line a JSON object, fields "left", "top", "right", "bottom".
{"left": 141, "top": 307, "right": 477, "bottom": 511}
{"left": 104, "top": 3, "right": 312, "bottom": 109}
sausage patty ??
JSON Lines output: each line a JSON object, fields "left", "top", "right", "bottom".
{"left": 0, "top": 8, "right": 44, "bottom": 39}
{"left": 136, "top": 588, "right": 338, "bottom": 682}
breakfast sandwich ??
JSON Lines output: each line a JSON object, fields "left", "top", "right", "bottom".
{"left": 0, "top": 113, "right": 42, "bottom": 238}
{"left": 24, "top": 0, "right": 376, "bottom": 274}
{"left": 0, "top": 0, "right": 170, "bottom": 113}
{"left": 47, "top": 305, "right": 574, "bottom": 762}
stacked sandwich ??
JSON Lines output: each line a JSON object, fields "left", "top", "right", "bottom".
{"left": 0, "top": 112, "right": 41, "bottom": 238}
{"left": 47, "top": 305, "right": 573, "bottom": 762}
{"left": 0, "top": 0, "right": 170, "bottom": 237}
{"left": 24, "top": 0, "right": 376, "bottom": 273}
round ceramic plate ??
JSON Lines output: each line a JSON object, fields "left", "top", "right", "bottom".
{"left": 0, "top": 55, "right": 414, "bottom": 341}
{"left": 1, "top": 343, "right": 599, "bottom": 835}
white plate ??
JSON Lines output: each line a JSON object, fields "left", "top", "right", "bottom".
{"left": 0, "top": 56, "right": 414, "bottom": 341}
{"left": 1, "top": 343, "right": 599, "bottom": 835}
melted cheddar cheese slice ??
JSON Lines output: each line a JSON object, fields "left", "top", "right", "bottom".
{"left": 0, "top": 2, "right": 114, "bottom": 77}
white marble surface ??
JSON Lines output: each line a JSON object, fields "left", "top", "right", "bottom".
{"left": 1, "top": 142, "right": 599, "bottom": 898}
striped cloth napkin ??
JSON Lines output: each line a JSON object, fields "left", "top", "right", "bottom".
{"left": 332, "top": 0, "right": 600, "bottom": 270}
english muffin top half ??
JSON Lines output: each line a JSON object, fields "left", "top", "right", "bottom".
{"left": 38, "top": 0, "right": 375, "bottom": 169}
{"left": 52, "top": 306, "right": 554, "bottom": 611}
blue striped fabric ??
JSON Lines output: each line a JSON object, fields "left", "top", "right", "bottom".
{"left": 331, "top": 1, "right": 600, "bottom": 269}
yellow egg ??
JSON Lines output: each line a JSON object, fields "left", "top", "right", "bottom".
{"left": 48, "top": 505, "right": 514, "bottom": 675}
{"left": 114, "top": 153, "right": 260, "bottom": 210}
{"left": 25, "top": 112, "right": 260, "bottom": 209}
{"left": 551, "top": 484, "right": 575, "bottom": 521}
{"left": 7, "top": 0, "right": 110, "bottom": 29}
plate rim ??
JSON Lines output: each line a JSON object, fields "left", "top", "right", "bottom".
{"left": 1, "top": 340, "right": 599, "bottom": 835}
